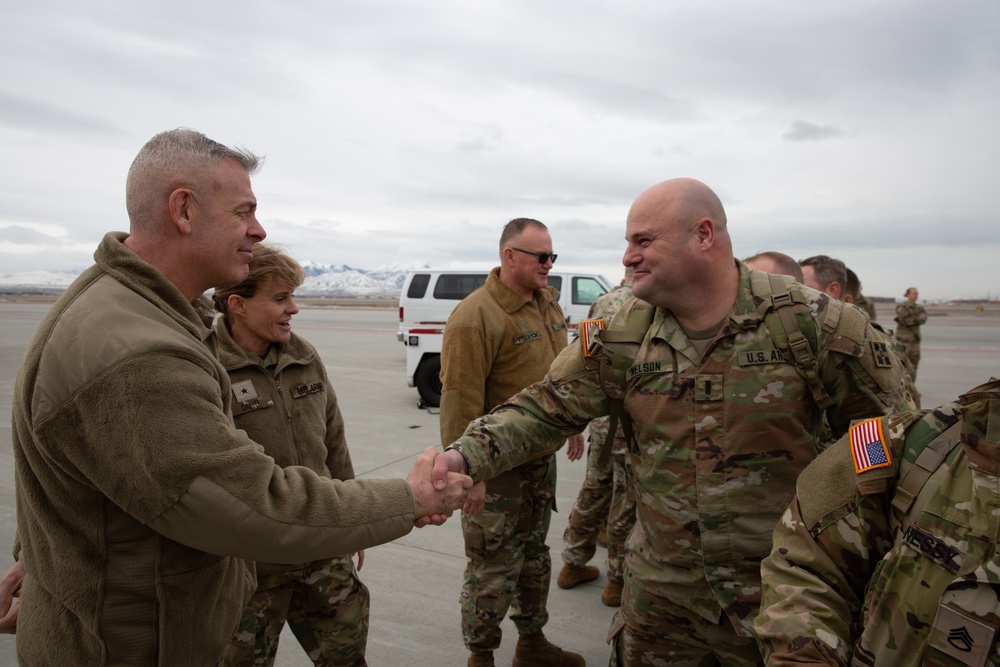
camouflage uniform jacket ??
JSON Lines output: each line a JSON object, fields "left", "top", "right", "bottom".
{"left": 854, "top": 293, "right": 877, "bottom": 322}
{"left": 895, "top": 301, "right": 928, "bottom": 342}
{"left": 449, "top": 262, "right": 912, "bottom": 637}
{"left": 439, "top": 266, "right": 568, "bottom": 446}
{"left": 584, "top": 278, "right": 634, "bottom": 448}
{"left": 755, "top": 378, "right": 1000, "bottom": 666}
{"left": 589, "top": 278, "right": 635, "bottom": 323}
{"left": 215, "top": 320, "right": 355, "bottom": 576}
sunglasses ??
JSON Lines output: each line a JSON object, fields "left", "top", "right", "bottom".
{"left": 511, "top": 247, "right": 558, "bottom": 265}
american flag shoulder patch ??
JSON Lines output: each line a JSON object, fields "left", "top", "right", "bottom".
{"left": 850, "top": 417, "right": 892, "bottom": 474}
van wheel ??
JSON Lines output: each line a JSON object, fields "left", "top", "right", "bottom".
{"left": 415, "top": 355, "right": 442, "bottom": 408}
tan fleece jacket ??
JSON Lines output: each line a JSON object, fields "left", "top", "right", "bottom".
{"left": 438, "top": 267, "right": 569, "bottom": 446}
{"left": 12, "top": 232, "right": 414, "bottom": 665}
{"left": 215, "top": 318, "right": 357, "bottom": 576}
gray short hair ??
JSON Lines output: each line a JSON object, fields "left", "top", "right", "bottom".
{"left": 498, "top": 218, "right": 547, "bottom": 254}
{"left": 743, "top": 251, "right": 804, "bottom": 282}
{"left": 799, "top": 255, "right": 847, "bottom": 292}
{"left": 125, "top": 128, "right": 262, "bottom": 230}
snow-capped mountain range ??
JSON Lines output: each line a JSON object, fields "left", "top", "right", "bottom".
{"left": 0, "top": 261, "right": 445, "bottom": 297}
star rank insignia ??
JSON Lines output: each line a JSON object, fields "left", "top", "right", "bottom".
{"left": 231, "top": 379, "right": 258, "bottom": 402}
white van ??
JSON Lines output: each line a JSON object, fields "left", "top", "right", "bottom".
{"left": 397, "top": 269, "right": 612, "bottom": 407}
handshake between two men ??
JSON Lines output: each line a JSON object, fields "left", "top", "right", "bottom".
{"left": 407, "top": 446, "right": 484, "bottom": 527}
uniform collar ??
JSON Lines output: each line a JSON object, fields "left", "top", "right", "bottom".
{"left": 485, "top": 266, "right": 559, "bottom": 314}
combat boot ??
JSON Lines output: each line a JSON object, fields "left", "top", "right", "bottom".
{"left": 513, "top": 632, "right": 585, "bottom": 667}
{"left": 556, "top": 563, "right": 599, "bottom": 589}
{"left": 468, "top": 649, "right": 495, "bottom": 667}
{"left": 596, "top": 525, "right": 608, "bottom": 547}
{"left": 601, "top": 579, "right": 622, "bottom": 607}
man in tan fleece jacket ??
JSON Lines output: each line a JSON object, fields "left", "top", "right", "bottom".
{"left": 4, "top": 128, "right": 471, "bottom": 665}
{"left": 439, "top": 218, "right": 585, "bottom": 667}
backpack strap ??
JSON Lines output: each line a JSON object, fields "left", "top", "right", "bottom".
{"left": 591, "top": 305, "right": 655, "bottom": 466}
{"left": 890, "top": 421, "right": 963, "bottom": 532}
{"left": 764, "top": 273, "right": 835, "bottom": 411}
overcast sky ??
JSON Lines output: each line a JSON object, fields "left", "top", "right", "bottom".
{"left": 1, "top": 0, "right": 997, "bottom": 300}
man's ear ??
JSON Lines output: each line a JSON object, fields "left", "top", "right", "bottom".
{"left": 168, "top": 188, "right": 195, "bottom": 235}
{"left": 693, "top": 217, "right": 715, "bottom": 247}
{"left": 828, "top": 282, "right": 843, "bottom": 300}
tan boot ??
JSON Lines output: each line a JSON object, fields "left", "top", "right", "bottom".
{"left": 513, "top": 633, "right": 585, "bottom": 667}
{"left": 556, "top": 563, "right": 599, "bottom": 589}
{"left": 596, "top": 525, "right": 608, "bottom": 547}
{"left": 468, "top": 649, "right": 495, "bottom": 667}
{"left": 601, "top": 579, "right": 622, "bottom": 607}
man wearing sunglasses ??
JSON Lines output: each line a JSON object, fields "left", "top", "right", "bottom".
{"left": 439, "top": 218, "right": 585, "bottom": 667}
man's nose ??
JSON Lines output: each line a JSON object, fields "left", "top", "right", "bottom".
{"left": 248, "top": 213, "right": 266, "bottom": 242}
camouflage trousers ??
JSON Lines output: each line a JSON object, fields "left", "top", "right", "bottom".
{"left": 895, "top": 334, "right": 922, "bottom": 380}
{"left": 460, "top": 455, "right": 556, "bottom": 652}
{"left": 605, "top": 449, "right": 635, "bottom": 583}
{"left": 607, "top": 571, "right": 762, "bottom": 667}
{"left": 562, "top": 425, "right": 635, "bottom": 583}
{"left": 219, "top": 556, "right": 369, "bottom": 667}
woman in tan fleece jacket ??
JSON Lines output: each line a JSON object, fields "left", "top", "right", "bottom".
{"left": 214, "top": 244, "right": 371, "bottom": 667}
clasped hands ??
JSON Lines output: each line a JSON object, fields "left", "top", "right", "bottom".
{"left": 409, "top": 434, "right": 583, "bottom": 527}
{"left": 407, "top": 446, "right": 480, "bottom": 527}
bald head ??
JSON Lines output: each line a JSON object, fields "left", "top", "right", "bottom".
{"left": 630, "top": 178, "right": 729, "bottom": 236}
{"left": 623, "top": 178, "right": 737, "bottom": 327}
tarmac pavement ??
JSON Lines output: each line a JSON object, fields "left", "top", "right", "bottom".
{"left": 0, "top": 301, "right": 996, "bottom": 666}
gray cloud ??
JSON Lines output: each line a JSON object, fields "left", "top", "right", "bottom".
{"left": 0, "top": 93, "right": 123, "bottom": 137}
{"left": 0, "top": 225, "right": 60, "bottom": 245}
{"left": 0, "top": 0, "right": 997, "bottom": 300}
{"left": 783, "top": 121, "right": 845, "bottom": 142}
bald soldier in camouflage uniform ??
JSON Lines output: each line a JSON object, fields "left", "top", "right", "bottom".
{"left": 435, "top": 178, "right": 914, "bottom": 666}
{"left": 755, "top": 378, "right": 1000, "bottom": 666}
{"left": 895, "top": 286, "right": 928, "bottom": 379}
{"left": 558, "top": 272, "right": 638, "bottom": 607}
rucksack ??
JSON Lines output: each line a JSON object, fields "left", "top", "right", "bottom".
{"left": 888, "top": 420, "right": 963, "bottom": 535}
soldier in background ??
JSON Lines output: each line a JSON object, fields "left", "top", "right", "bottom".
{"left": 743, "top": 251, "right": 804, "bottom": 282}
{"left": 843, "top": 267, "right": 919, "bottom": 407}
{"left": 895, "top": 287, "right": 928, "bottom": 379}
{"left": 846, "top": 268, "right": 878, "bottom": 321}
{"left": 557, "top": 269, "right": 638, "bottom": 608}
{"left": 438, "top": 218, "right": 585, "bottom": 667}
{"left": 434, "top": 178, "right": 914, "bottom": 666}
{"left": 755, "top": 378, "right": 999, "bottom": 666}
{"left": 799, "top": 255, "right": 849, "bottom": 301}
